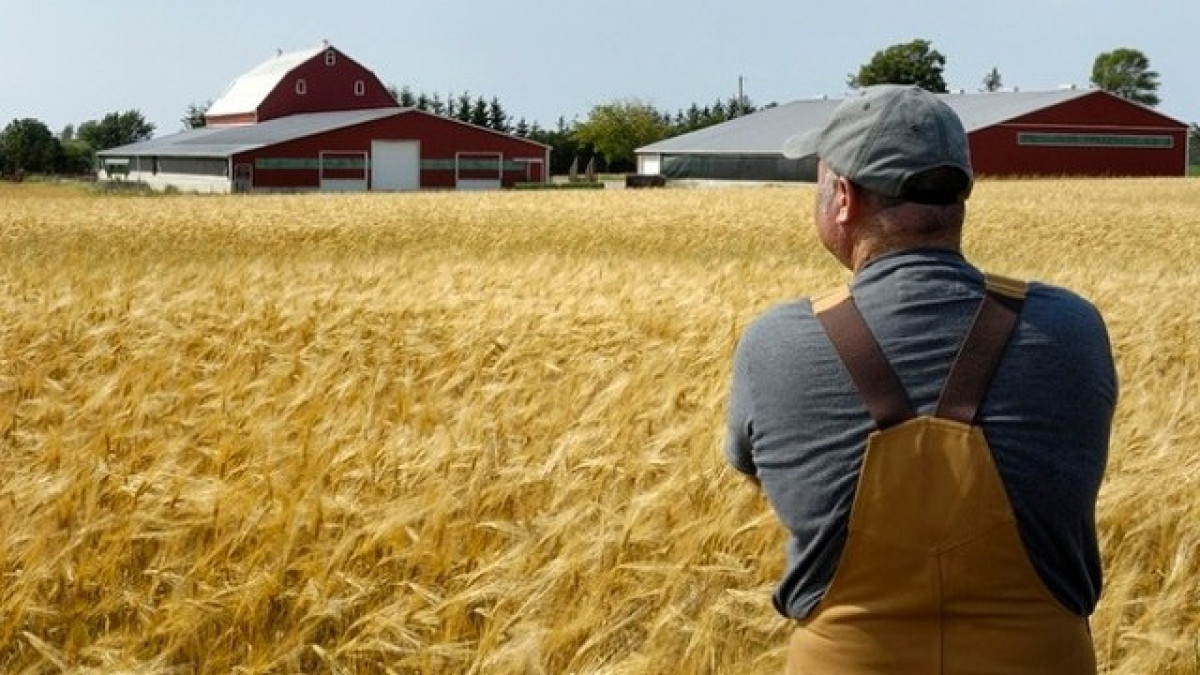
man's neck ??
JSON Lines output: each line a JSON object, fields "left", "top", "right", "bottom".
{"left": 850, "top": 239, "right": 962, "bottom": 273}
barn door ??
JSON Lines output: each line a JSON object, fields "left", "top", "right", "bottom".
{"left": 233, "top": 163, "right": 253, "bottom": 193}
{"left": 371, "top": 140, "right": 420, "bottom": 191}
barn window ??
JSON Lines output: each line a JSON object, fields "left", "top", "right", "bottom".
{"left": 354, "top": 80, "right": 365, "bottom": 96}
{"left": 158, "top": 157, "right": 228, "bottom": 176}
{"left": 325, "top": 50, "right": 336, "bottom": 66}
{"left": 1018, "top": 132, "right": 1173, "bottom": 148}
{"left": 296, "top": 79, "right": 307, "bottom": 95}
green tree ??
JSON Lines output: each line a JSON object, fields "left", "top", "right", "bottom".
{"left": 78, "top": 110, "right": 156, "bottom": 151}
{"left": 0, "top": 118, "right": 60, "bottom": 174}
{"left": 1091, "top": 48, "right": 1160, "bottom": 106}
{"left": 982, "top": 66, "right": 1003, "bottom": 92}
{"left": 849, "top": 39, "right": 948, "bottom": 93}
{"left": 182, "top": 100, "right": 210, "bottom": 130}
{"left": 528, "top": 116, "right": 586, "bottom": 175}
{"left": 455, "top": 92, "right": 473, "bottom": 123}
{"left": 487, "top": 97, "right": 510, "bottom": 133}
{"left": 429, "top": 93, "right": 446, "bottom": 116}
{"left": 470, "top": 96, "right": 489, "bottom": 127}
{"left": 57, "top": 139, "right": 94, "bottom": 175}
{"left": 1189, "top": 123, "right": 1199, "bottom": 166}
{"left": 573, "top": 99, "right": 668, "bottom": 172}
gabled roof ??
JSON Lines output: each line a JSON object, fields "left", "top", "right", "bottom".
{"left": 638, "top": 88, "right": 1185, "bottom": 156}
{"left": 943, "top": 88, "right": 1092, "bottom": 130}
{"left": 98, "top": 107, "right": 408, "bottom": 157}
{"left": 206, "top": 45, "right": 328, "bottom": 118}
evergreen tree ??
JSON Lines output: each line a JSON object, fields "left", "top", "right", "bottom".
{"left": 455, "top": 92, "right": 473, "bottom": 122}
{"left": 488, "top": 97, "right": 510, "bottom": 132}
{"left": 470, "top": 96, "right": 490, "bottom": 127}
{"left": 982, "top": 66, "right": 1003, "bottom": 92}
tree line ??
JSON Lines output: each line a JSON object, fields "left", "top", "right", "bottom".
{"left": 1, "top": 111, "right": 154, "bottom": 178}
{"left": 3, "top": 42, "right": 1193, "bottom": 179}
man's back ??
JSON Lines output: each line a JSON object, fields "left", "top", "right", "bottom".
{"left": 725, "top": 248, "right": 1117, "bottom": 619}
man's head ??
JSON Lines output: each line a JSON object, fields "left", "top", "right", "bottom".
{"left": 784, "top": 85, "right": 972, "bottom": 269}
{"left": 783, "top": 84, "right": 973, "bottom": 205}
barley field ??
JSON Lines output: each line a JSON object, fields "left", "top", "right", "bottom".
{"left": 0, "top": 178, "right": 1197, "bottom": 674}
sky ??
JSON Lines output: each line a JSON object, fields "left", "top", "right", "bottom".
{"left": 3, "top": 0, "right": 1197, "bottom": 138}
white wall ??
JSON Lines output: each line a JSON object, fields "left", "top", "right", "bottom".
{"left": 99, "top": 169, "right": 232, "bottom": 193}
{"left": 637, "top": 154, "right": 662, "bottom": 175}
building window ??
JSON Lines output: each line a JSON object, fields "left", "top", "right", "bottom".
{"left": 355, "top": 80, "right": 365, "bottom": 96}
{"left": 1017, "top": 132, "right": 1174, "bottom": 148}
{"left": 296, "top": 79, "right": 307, "bottom": 95}
{"left": 158, "top": 157, "right": 229, "bottom": 176}
{"left": 325, "top": 50, "right": 336, "bottom": 66}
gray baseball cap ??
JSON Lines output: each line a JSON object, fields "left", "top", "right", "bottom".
{"left": 782, "top": 84, "right": 973, "bottom": 203}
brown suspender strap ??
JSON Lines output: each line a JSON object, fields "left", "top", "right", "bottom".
{"left": 814, "top": 288, "right": 916, "bottom": 430}
{"left": 934, "top": 275, "right": 1028, "bottom": 424}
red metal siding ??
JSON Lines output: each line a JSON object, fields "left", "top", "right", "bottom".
{"left": 234, "top": 111, "right": 547, "bottom": 190}
{"left": 970, "top": 91, "right": 1188, "bottom": 177}
{"left": 1012, "top": 91, "right": 1180, "bottom": 128}
{"left": 257, "top": 48, "right": 397, "bottom": 122}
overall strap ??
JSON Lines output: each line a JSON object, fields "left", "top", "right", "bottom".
{"left": 814, "top": 288, "right": 916, "bottom": 430}
{"left": 934, "top": 274, "right": 1028, "bottom": 424}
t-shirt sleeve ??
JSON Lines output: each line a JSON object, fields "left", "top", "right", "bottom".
{"left": 725, "top": 332, "right": 758, "bottom": 476}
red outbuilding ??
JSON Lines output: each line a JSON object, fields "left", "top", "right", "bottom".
{"left": 636, "top": 87, "right": 1190, "bottom": 181}
{"left": 98, "top": 43, "right": 550, "bottom": 192}
{"left": 952, "top": 88, "right": 1188, "bottom": 177}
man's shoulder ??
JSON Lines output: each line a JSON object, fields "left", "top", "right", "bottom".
{"left": 1023, "top": 281, "right": 1108, "bottom": 328}
{"left": 742, "top": 296, "right": 820, "bottom": 340}
{"left": 734, "top": 295, "right": 833, "bottom": 365}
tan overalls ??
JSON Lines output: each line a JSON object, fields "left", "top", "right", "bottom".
{"left": 786, "top": 276, "right": 1097, "bottom": 674}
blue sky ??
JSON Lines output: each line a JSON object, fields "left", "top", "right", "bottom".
{"left": 4, "top": 0, "right": 1196, "bottom": 137}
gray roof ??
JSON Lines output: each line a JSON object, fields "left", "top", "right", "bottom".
{"left": 642, "top": 98, "right": 842, "bottom": 155}
{"left": 638, "top": 88, "right": 1184, "bottom": 156}
{"left": 98, "top": 107, "right": 408, "bottom": 157}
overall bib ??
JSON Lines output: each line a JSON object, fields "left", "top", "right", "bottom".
{"left": 786, "top": 276, "right": 1096, "bottom": 674}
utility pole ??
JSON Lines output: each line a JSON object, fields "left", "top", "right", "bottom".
{"left": 738, "top": 76, "right": 745, "bottom": 116}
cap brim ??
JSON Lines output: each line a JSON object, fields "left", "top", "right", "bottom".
{"left": 782, "top": 129, "right": 819, "bottom": 160}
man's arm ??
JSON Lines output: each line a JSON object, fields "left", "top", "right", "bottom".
{"left": 725, "top": 334, "right": 760, "bottom": 485}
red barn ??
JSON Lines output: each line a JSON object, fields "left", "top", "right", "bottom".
{"left": 636, "top": 88, "right": 1189, "bottom": 181}
{"left": 98, "top": 43, "right": 549, "bottom": 192}
{"left": 950, "top": 88, "right": 1188, "bottom": 177}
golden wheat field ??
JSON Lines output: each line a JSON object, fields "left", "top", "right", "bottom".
{"left": 0, "top": 178, "right": 1197, "bottom": 674}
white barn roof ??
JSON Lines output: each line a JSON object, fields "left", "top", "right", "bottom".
{"left": 638, "top": 88, "right": 1099, "bottom": 156}
{"left": 206, "top": 45, "right": 327, "bottom": 118}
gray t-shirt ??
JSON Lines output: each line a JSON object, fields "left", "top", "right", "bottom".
{"left": 725, "top": 248, "right": 1116, "bottom": 619}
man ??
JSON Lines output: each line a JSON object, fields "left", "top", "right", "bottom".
{"left": 724, "top": 85, "right": 1116, "bottom": 673}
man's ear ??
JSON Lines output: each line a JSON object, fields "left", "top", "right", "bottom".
{"left": 833, "top": 175, "right": 858, "bottom": 226}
